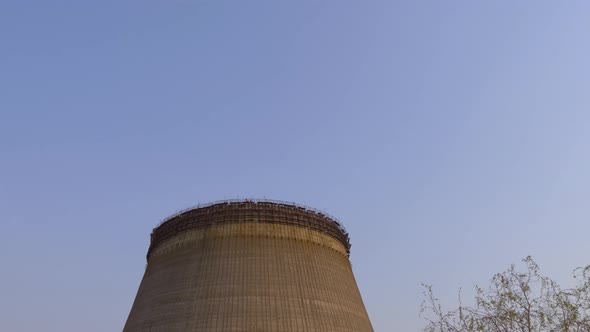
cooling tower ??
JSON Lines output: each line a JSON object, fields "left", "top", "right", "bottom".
{"left": 124, "top": 200, "right": 373, "bottom": 331}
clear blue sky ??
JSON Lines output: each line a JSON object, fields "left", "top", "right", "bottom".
{"left": 1, "top": 1, "right": 589, "bottom": 331}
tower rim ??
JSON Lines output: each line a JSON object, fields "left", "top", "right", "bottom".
{"left": 148, "top": 199, "right": 351, "bottom": 260}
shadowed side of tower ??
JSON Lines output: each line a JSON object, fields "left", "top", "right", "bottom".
{"left": 124, "top": 200, "right": 373, "bottom": 332}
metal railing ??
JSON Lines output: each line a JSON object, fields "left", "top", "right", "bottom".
{"left": 155, "top": 198, "right": 347, "bottom": 234}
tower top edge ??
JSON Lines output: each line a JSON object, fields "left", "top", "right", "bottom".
{"left": 147, "top": 199, "right": 351, "bottom": 259}
{"left": 156, "top": 199, "right": 346, "bottom": 232}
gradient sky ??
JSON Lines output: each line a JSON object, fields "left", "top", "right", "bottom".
{"left": 1, "top": 1, "right": 590, "bottom": 331}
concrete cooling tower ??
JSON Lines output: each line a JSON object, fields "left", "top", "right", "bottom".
{"left": 124, "top": 200, "right": 373, "bottom": 331}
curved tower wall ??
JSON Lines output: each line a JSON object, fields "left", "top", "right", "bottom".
{"left": 124, "top": 200, "right": 373, "bottom": 332}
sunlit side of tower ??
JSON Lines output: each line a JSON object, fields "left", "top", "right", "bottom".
{"left": 124, "top": 200, "right": 373, "bottom": 331}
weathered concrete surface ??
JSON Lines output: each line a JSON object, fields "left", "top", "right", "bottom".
{"left": 124, "top": 202, "right": 373, "bottom": 332}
